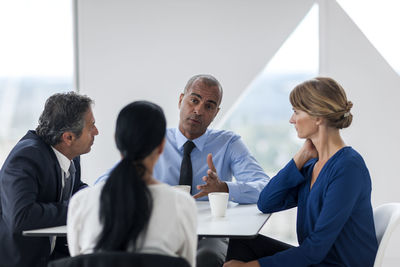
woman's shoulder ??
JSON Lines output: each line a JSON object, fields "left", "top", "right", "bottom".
{"left": 149, "top": 183, "right": 196, "bottom": 205}
{"left": 148, "top": 183, "right": 197, "bottom": 222}
{"left": 71, "top": 182, "right": 105, "bottom": 205}
{"left": 327, "top": 146, "right": 371, "bottom": 184}
{"left": 333, "top": 146, "right": 367, "bottom": 169}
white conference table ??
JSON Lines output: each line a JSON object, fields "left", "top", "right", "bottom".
{"left": 23, "top": 201, "right": 270, "bottom": 239}
{"left": 196, "top": 201, "right": 270, "bottom": 238}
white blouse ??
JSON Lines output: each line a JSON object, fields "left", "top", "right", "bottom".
{"left": 67, "top": 182, "right": 198, "bottom": 266}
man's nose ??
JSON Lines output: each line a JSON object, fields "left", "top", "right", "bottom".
{"left": 193, "top": 104, "right": 204, "bottom": 115}
{"left": 93, "top": 126, "right": 99, "bottom": 135}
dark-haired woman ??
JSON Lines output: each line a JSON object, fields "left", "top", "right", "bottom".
{"left": 67, "top": 101, "right": 197, "bottom": 266}
{"left": 224, "top": 78, "right": 378, "bottom": 267}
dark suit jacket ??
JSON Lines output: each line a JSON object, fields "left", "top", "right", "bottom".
{"left": 0, "top": 131, "right": 86, "bottom": 267}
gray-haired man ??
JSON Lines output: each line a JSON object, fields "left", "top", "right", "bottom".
{"left": 0, "top": 92, "right": 98, "bottom": 267}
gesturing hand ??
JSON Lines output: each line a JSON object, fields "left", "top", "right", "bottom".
{"left": 193, "top": 153, "right": 229, "bottom": 199}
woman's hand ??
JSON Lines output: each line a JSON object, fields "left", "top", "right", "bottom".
{"left": 223, "top": 260, "right": 260, "bottom": 267}
{"left": 293, "top": 139, "right": 318, "bottom": 169}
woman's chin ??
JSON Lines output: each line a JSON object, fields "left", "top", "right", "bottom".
{"left": 297, "top": 133, "right": 306, "bottom": 139}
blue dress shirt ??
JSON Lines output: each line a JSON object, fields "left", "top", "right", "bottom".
{"left": 257, "top": 147, "right": 378, "bottom": 266}
{"left": 96, "top": 128, "right": 269, "bottom": 204}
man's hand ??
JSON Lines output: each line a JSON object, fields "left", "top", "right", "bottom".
{"left": 193, "top": 153, "right": 228, "bottom": 199}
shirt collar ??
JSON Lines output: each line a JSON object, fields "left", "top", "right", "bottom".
{"left": 51, "top": 147, "right": 72, "bottom": 175}
{"left": 174, "top": 128, "right": 209, "bottom": 152}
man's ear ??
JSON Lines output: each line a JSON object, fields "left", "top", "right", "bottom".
{"left": 215, "top": 107, "right": 220, "bottom": 116}
{"left": 178, "top": 93, "right": 184, "bottom": 109}
{"left": 211, "top": 107, "right": 220, "bottom": 122}
{"left": 61, "top": 131, "right": 74, "bottom": 146}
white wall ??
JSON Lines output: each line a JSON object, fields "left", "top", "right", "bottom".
{"left": 320, "top": 0, "right": 400, "bottom": 206}
{"left": 76, "top": 0, "right": 315, "bottom": 183}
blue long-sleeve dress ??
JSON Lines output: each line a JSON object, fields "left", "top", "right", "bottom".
{"left": 257, "top": 146, "right": 378, "bottom": 266}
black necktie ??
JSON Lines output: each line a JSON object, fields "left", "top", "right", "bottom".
{"left": 179, "top": 141, "right": 196, "bottom": 193}
{"left": 62, "top": 161, "right": 75, "bottom": 202}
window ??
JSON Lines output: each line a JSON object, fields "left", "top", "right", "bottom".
{"left": 220, "top": 4, "right": 319, "bottom": 245}
{"left": 0, "top": 0, "right": 74, "bottom": 165}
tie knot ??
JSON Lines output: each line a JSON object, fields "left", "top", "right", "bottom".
{"left": 69, "top": 161, "right": 76, "bottom": 176}
{"left": 183, "top": 141, "right": 195, "bottom": 155}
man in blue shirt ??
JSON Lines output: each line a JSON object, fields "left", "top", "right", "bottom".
{"left": 154, "top": 75, "right": 269, "bottom": 203}
{"left": 96, "top": 74, "right": 269, "bottom": 267}
{"left": 153, "top": 74, "right": 270, "bottom": 267}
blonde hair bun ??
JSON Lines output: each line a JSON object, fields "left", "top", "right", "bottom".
{"left": 290, "top": 77, "right": 353, "bottom": 129}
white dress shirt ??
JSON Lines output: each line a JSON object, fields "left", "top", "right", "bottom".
{"left": 51, "top": 147, "right": 73, "bottom": 199}
{"left": 50, "top": 147, "right": 74, "bottom": 253}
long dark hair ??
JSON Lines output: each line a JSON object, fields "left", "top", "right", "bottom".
{"left": 95, "top": 101, "right": 166, "bottom": 251}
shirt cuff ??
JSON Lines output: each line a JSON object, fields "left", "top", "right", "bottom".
{"left": 225, "top": 181, "right": 240, "bottom": 202}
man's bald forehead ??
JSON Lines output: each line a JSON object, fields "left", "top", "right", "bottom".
{"left": 184, "top": 75, "right": 223, "bottom": 104}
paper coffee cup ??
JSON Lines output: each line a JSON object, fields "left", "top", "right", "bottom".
{"left": 173, "top": 185, "right": 191, "bottom": 194}
{"left": 208, "top": 192, "right": 229, "bottom": 217}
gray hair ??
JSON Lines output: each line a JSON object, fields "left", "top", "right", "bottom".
{"left": 184, "top": 74, "right": 223, "bottom": 105}
{"left": 36, "top": 91, "right": 93, "bottom": 145}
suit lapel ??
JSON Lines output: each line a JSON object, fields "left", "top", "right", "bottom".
{"left": 48, "top": 147, "right": 63, "bottom": 201}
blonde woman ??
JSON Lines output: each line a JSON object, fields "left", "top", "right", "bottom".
{"left": 224, "top": 78, "right": 378, "bottom": 267}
